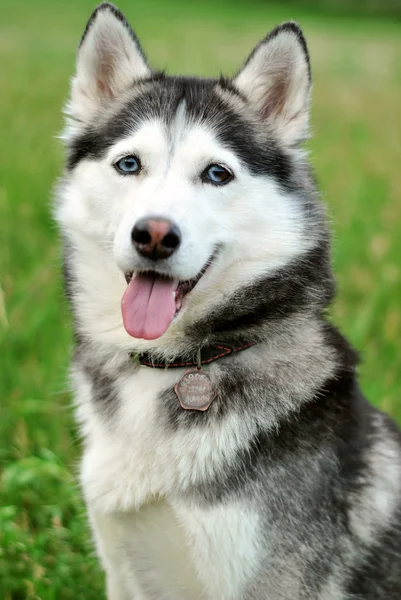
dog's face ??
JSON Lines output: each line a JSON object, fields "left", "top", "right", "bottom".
{"left": 57, "top": 3, "right": 322, "bottom": 350}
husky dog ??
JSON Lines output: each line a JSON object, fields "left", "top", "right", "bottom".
{"left": 55, "top": 2, "right": 401, "bottom": 598}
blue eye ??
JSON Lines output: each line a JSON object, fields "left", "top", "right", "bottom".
{"left": 114, "top": 155, "right": 141, "bottom": 175}
{"left": 202, "top": 164, "right": 233, "bottom": 186}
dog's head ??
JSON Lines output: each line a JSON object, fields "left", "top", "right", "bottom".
{"left": 57, "top": 2, "right": 333, "bottom": 353}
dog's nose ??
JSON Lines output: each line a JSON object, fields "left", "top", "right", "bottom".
{"left": 131, "top": 217, "right": 181, "bottom": 260}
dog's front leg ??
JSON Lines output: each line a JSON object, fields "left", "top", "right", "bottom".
{"left": 106, "top": 574, "right": 131, "bottom": 600}
{"left": 89, "top": 507, "right": 145, "bottom": 600}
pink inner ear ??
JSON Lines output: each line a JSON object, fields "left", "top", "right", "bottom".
{"left": 260, "top": 73, "right": 290, "bottom": 121}
{"left": 96, "top": 59, "right": 115, "bottom": 98}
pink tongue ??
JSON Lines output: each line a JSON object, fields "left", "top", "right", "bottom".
{"left": 121, "top": 273, "right": 179, "bottom": 340}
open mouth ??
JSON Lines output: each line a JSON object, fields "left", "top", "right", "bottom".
{"left": 121, "top": 252, "right": 216, "bottom": 340}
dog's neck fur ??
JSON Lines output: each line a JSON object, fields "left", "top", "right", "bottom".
{"left": 73, "top": 309, "right": 353, "bottom": 400}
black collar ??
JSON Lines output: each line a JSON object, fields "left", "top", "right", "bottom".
{"left": 132, "top": 341, "right": 257, "bottom": 369}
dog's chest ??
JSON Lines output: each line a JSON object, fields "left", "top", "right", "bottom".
{"left": 78, "top": 363, "right": 261, "bottom": 598}
{"left": 79, "top": 365, "right": 181, "bottom": 509}
{"left": 118, "top": 499, "right": 206, "bottom": 599}
{"left": 91, "top": 492, "right": 261, "bottom": 600}
{"left": 79, "top": 362, "right": 248, "bottom": 512}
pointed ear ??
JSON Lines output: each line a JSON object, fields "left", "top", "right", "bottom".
{"left": 68, "top": 3, "right": 151, "bottom": 125}
{"left": 233, "top": 23, "right": 311, "bottom": 146}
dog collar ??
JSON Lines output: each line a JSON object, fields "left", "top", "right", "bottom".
{"left": 131, "top": 341, "right": 257, "bottom": 412}
{"left": 131, "top": 342, "right": 257, "bottom": 411}
{"left": 131, "top": 341, "right": 257, "bottom": 369}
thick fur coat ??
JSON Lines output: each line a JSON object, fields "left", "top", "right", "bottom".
{"left": 55, "top": 3, "right": 401, "bottom": 598}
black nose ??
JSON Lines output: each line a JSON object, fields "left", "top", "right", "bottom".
{"left": 131, "top": 217, "right": 181, "bottom": 260}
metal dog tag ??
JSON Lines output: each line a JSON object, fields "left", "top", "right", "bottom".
{"left": 174, "top": 369, "right": 215, "bottom": 411}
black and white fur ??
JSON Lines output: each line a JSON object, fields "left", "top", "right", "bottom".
{"left": 55, "top": 3, "right": 401, "bottom": 598}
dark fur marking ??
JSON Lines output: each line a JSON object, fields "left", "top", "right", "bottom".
{"left": 178, "top": 365, "right": 386, "bottom": 600}
{"left": 66, "top": 75, "right": 295, "bottom": 191}
{"left": 159, "top": 322, "right": 365, "bottom": 499}
{"left": 346, "top": 506, "right": 401, "bottom": 597}
{"left": 192, "top": 372, "right": 366, "bottom": 503}
{"left": 61, "top": 237, "right": 76, "bottom": 302}
{"left": 81, "top": 362, "right": 120, "bottom": 416}
{"left": 62, "top": 257, "right": 73, "bottom": 302}
{"left": 218, "top": 75, "right": 247, "bottom": 101}
{"left": 187, "top": 241, "right": 335, "bottom": 344}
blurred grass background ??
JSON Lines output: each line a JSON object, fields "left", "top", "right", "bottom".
{"left": 1, "top": 0, "right": 401, "bottom": 597}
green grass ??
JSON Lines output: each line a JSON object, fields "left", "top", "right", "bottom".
{"left": 1, "top": 1, "right": 401, "bottom": 597}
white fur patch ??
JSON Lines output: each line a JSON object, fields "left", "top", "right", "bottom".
{"left": 90, "top": 503, "right": 204, "bottom": 600}
{"left": 88, "top": 498, "right": 260, "bottom": 600}
{"left": 319, "top": 577, "right": 345, "bottom": 600}
{"left": 176, "top": 501, "right": 261, "bottom": 599}
{"left": 56, "top": 115, "right": 313, "bottom": 357}
{"left": 348, "top": 413, "right": 401, "bottom": 545}
{"left": 78, "top": 363, "right": 259, "bottom": 512}
{"left": 76, "top": 359, "right": 262, "bottom": 599}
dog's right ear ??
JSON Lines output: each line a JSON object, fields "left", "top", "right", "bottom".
{"left": 233, "top": 23, "right": 311, "bottom": 146}
{"left": 67, "top": 3, "right": 151, "bottom": 127}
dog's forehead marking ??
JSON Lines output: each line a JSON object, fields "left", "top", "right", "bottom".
{"left": 170, "top": 98, "right": 188, "bottom": 146}
{"left": 107, "top": 120, "right": 168, "bottom": 160}
{"left": 67, "top": 77, "right": 294, "bottom": 190}
{"left": 106, "top": 112, "right": 242, "bottom": 174}
{"left": 165, "top": 97, "right": 190, "bottom": 171}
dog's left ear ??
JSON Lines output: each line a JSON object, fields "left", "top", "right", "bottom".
{"left": 233, "top": 23, "right": 311, "bottom": 146}
{"left": 68, "top": 3, "right": 151, "bottom": 126}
